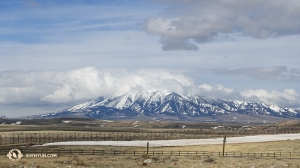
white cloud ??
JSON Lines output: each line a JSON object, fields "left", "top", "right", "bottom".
{"left": 195, "top": 84, "right": 238, "bottom": 100}
{"left": 241, "top": 89, "right": 300, "bottom": 108}
{"left": 0, "top": 67, "right": 196, "bottom": 104}
{"left": 1, "top": 67, "right": 300, "bottom": 116}
{"left": 141, "top": 0, "right": 300, "bottom": 50}
{"left": 199, "top": 84, "right": 213, "bottom": 92}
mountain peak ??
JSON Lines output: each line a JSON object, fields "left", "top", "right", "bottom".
{"left": 29, "top": 91, "right": 300, "bottom": 123}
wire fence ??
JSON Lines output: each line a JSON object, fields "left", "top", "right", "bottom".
{"left": 1, "top": 127, "right": 300, "bottom": 145}
{"left": 1, "top": 148, "right": 300, "bottom": 159}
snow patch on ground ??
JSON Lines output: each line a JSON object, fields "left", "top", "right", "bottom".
{"left": 35, "top": 134, "right": 300, "bottom": 147}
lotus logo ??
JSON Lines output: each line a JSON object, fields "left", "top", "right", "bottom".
{"left": 7, "top": 149, "right": 23, "bottom": 162}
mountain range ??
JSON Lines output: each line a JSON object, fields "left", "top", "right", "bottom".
{"left": 28, "top": 90, "right": 300, "bottom": 123}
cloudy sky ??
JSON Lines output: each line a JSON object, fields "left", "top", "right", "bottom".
{"left": 0, "top": 0, "right": 300, "bottom": 117}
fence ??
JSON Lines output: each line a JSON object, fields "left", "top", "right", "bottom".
{"left": 0, "top": 131, "right": 237, "bottom": 145}
{"left": 0, "top": 132, "right": 256, "bottom": 145}
{"left": 1, "top": 127, "right": 300, "bottom": 145}
{"left": 1, "top": 148, "right": 299, "bottom": 159}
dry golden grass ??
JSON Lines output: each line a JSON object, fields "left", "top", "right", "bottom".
{"left": 276, "top": 120, "right": 300, "bottom": 127}
{"left": 0, "top": 120, "right": 244, "bottom": 132}
{"left": 1, "top": 152, "right": 300, "bottom": 168}
{"left": 29, "top": 139, "right": 300, "bottom": 153}
{"left": 1, "top": 120, "right": 300, "bottom": 167}
{"left": 1, "top": 140, "right": 300, "bottom": 167}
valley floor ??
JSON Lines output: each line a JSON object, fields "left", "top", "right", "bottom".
{"left": 1, "top": 137, "right": 300, "bottom": 167}
{"left": 37, "top": 133, "right": 300, "bottom": 147}
{"left": 1, "top": 154, "right": 300, "bottom": 168}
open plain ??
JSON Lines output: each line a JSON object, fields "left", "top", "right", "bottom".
{"left": 1, "top": 118, "right": 300, "bottom": 167}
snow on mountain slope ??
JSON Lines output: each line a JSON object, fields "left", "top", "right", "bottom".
{"left": 66, "top": 97, "right": 105, "bottom": 112}
{"left": 34, "top": 90, "right": 300, "bottom": 121}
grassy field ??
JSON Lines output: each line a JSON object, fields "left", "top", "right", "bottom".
{"left": 1, "top": 154, "right": 300, "bottom": 168}
{"left": 1, "top": 119, "right": 300, "bottom": 167}
{"left": 1, "top": 140, "right": 300, "bottom": 167}
{"left": 0, "top": 118, "right": 299, "bottom": 132}
{"left": 0, "top": 118, "right": 250, "bottom": 132}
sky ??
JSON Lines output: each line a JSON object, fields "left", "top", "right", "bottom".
{"left": 0, "top": 0, "right": 300, "bottom": 117}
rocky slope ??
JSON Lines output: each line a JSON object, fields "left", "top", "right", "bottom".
{"left": 31, "top": 90, "right": 300, "bottom": 122}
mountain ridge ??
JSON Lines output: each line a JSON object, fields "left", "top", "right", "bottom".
{"left": 27, "top": 90, "right": 300, "bottom": 123}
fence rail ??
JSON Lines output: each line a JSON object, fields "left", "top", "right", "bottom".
{"left": 1, "top": 148, "right": 299, "bottom": 159}
{"left": 1, "top": 128, "right": 300, "bottom": 145}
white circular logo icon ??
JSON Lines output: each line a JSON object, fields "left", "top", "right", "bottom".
{"left": 7, "top": 149, "right": 23, "bottom": 162}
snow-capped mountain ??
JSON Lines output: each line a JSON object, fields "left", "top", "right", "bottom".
{"left": 0, "top": 115, "right": 6, "bottom": 119}
{"left": 35, "top": 90, "right": 300, "bottom": 122}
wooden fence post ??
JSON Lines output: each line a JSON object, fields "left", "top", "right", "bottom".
{"left": 223, "top": 135, "right": 226, "bottom": 157}
{"left": 147, "top": 142, "right": 149, "bottom": 154}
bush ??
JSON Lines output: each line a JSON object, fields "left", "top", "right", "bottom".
{"left": 141, "top": 153, "right": 150, "bottom": 159}
{"left": 203, "top": 158, "right": 215, "bottom": 163}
